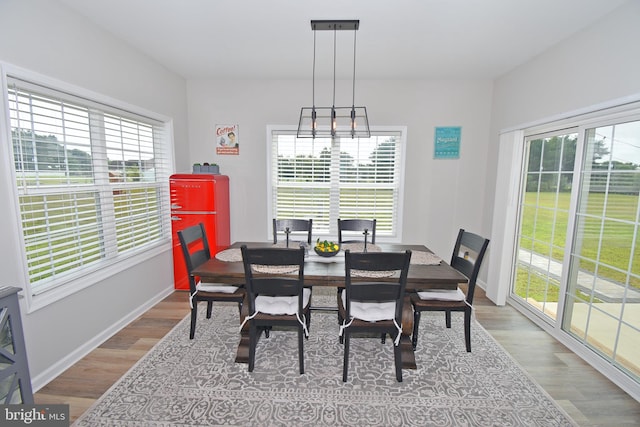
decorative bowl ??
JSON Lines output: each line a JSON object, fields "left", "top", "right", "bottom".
{"left": 314, "top": 242, "right": 340, "bottom": 257}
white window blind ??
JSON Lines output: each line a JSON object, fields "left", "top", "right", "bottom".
{"left": 7, "top": 76, "right": 171, "bottom": 295}
{"left": 270, "top": 129, "right": 404, "bottom": 237}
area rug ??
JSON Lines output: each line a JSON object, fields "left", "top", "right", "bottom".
{"left": 74, "top": 292, "right": 577, "bottom": 426}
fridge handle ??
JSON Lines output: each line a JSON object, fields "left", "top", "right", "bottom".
{"left": 171, "top": 216, "right": 182, "bottom": 221}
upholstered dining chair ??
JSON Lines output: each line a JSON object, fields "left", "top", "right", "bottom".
{"left": 410, "top": 228, "right": 490, "bottom": 352}
{"left": 337, "top": 218, "right": 376, "bottom": 245}
{"left": 177, "top": 223, "right": 245, "bottom": 340}
{"left": 272, "top": 218, "right": 313, "bottom": 245}
{"left": 338, "top": 249, "right": 412, "bottom": 382}
{"left": 240, "top": 245, "right": 310, "bottom": 374}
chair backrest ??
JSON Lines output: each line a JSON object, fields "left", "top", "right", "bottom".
{"left": 338, "top": 218, "right": 376, "bottom": 244}
{"left": 344, "top": 250, "right": 411, "bottom": 321}
{"left": 177, "top": 223, "right": 211, "bottom": 292}
{"left": 241, "top": 246, "right": 305, "bottom": 313}
{"left": 273, "top": 218, "right": 313, "bottom": 245}
{"left": 449, "top": 229, "right": 490, "bottom": 304}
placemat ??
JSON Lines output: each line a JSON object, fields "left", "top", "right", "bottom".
{"left": 348, "top": 250, "right": 440, "bottom": 277}
{"left": 252, "top": 265, "right": 299, "bottom": 274}
{"left": 410, "top": 250, "right": 442, "bottom": 265}
{"left": 341, "top": 243, "right": 381, "bottom": 253}
{"left": 215, "top": 248, "right": 299, "bottom": 274}
{"left": 351, "top": 269, "right": 395, "bottom": 278}
{"left": 215, "top": 248, "right": 242, "bottom": 262}
{"left": 273, "top": 241, "right": 308, "bottom": 249}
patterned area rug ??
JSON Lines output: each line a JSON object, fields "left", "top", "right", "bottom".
{"left": 74, "top": 292, "right": 576, "bottom": 426}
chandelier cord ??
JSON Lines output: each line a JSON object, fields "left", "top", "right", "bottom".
{"left": 312, "top": 28, "right": 316, "bottom": 109}
{"left": 352, "top": 29, "right": 357, "bottom": 107}
{"left": 332, "top": 27, "right": 337, "bottom": 108}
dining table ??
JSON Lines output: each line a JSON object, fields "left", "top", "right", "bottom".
{"left": 191, "top": 241, "right": 468, "bottom": 370}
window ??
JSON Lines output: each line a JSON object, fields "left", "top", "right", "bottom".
{"left": 4, "top": 74, "right": 172, "bottom": 299}
{"left": 268, "top": 127, "right": 405, "bottom": 239}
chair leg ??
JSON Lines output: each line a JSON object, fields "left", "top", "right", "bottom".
{"left": 248, "top": 323, "right": 257, "bottom": 372}
{"left": 189, "top": 306, "right": 198, "bottom": 339}
{"left": 412, "top": 309, "right": 421, "bottom": 350}
{"left": 206, "top": 301, "right": 213, "bottom": 318}
{"left": 342, "top": 332, "right": 350, "bottom": 382}
{"left": 464, "top": 307, "right": 472, "bottom": 352}
{"left": 445, "top": 310, "right": 452, "bottom": 328}
{"left": 393, "top": 332, "right": 403, "bottom": 382}
{"left": 338, "top": 298, "right": 344, "bottom": 344}
{"left": 298, "top": 326, "right": 305, "bottom": 374}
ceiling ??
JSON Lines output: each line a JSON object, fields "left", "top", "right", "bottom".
{"left": 58, "top": 0, "right": 628, "bottom": 81}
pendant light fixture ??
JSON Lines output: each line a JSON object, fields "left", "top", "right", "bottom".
{"left": 297, "top": 20, "right": 370, "bottom": 139}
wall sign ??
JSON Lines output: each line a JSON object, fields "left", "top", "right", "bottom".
{"left": 216, "top": 124, "right": 239, "bottom": 155}
{"left": 434, "top": 126, "right": 461, "bottom": 159}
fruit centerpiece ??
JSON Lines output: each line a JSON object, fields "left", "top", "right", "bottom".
{"left": 314, "top": 239, "right": 340, "bottom": 257}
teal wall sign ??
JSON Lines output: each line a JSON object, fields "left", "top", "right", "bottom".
{"left": 434, "top": 126, "right": 461, "bottom": 159}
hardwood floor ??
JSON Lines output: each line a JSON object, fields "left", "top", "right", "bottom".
{"left": 472, "top": 290, "right": 640, "bottom": 426}
{"left": 34, "top": 289, "right": 640, "bottom": 425}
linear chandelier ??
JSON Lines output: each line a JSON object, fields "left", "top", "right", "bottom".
{"left": 297, "top": 20, "right": 370, "bottom": 139}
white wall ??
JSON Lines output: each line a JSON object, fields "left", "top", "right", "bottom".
{"left": 0, "top": 0, "right": 188, "bottom": 389}
{"left": 485, "top": 0, "right": 640, "bottom": 303}
{"left": 186, "top": 78, "right": 493, "bottom": 258}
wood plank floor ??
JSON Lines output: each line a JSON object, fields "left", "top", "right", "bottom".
{"left": 34, "top": 289, "right": 640, "bottom": 425}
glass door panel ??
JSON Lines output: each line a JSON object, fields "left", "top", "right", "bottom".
{"left": 564, "top": 120, "right": 640, "bottom": 381}
{"left": 514, "top": 132, "right": 577, "bottom": 321}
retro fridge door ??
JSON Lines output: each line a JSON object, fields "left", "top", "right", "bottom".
{"left": 169, "top": 174, "right": 216, "bottom": 214}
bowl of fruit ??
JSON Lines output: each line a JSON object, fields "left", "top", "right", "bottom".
{"left": 314, "top": 239, "right": 341, "bottom": 257}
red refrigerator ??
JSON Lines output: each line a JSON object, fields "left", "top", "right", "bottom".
{"left": 170, "top": 174, "right": 231, "bottom": 290}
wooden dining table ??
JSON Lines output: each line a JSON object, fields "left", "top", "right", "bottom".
{"left": 192, "top": 241, "right": 468, "bottom": 369}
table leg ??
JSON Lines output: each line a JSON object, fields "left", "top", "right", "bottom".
{"left": 400, "top": 295, "right": 417, "bottom": 369}
{"left": 235, "top": 294, "right": 250, "bottom": 364}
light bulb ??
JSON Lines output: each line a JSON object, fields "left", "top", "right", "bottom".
{"left": 331, "top": 108, "right": 337, "bottom": 132}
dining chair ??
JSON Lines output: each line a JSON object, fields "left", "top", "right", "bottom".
{"left": 272, "top": 218, "right": 313, "bottom": 245}
{"left": 336, "top": 218, "right": 378, "bottom": 331}
{"left": 337, "top": 218, "right": 376, "bottom": 245}
{"left": 410, "top": 228, "right": 490, "bottom": 352}
{"left": 177, "top": 223, "right": 245, "bottom": 340}
{"left": 240, "top": 245, "right": 310, "bottom": 374}
{"left": 338, "top": 249, "right": 412, "bottom": 382}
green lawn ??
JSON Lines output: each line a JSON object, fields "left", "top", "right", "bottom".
{"left": 517, "top": 191, "right": 639, "bottom": 302}
{"left": 21, "top": 186, "right": 161, "bottom": 284}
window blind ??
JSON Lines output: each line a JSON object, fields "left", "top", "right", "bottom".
{"left": 270, "top": 130, "right": 404, "bottom": 237}
{"left": 7, "top": 76, "right": 171, "bottom": 295}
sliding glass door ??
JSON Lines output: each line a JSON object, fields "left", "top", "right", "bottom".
{"left": 513, "top": 116, "right": 640, "bottom": 383}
